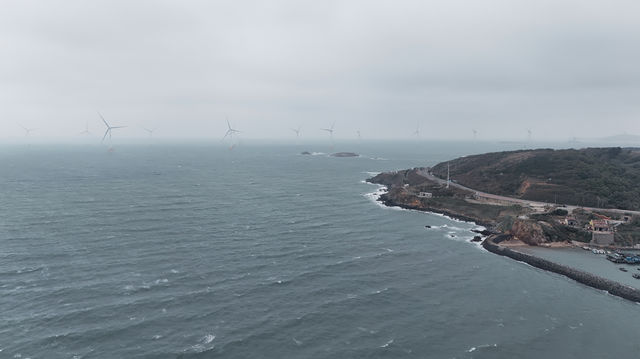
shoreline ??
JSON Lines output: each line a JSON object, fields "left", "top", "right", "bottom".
{"left": 369, "top": 183, "right": 640, "bottom": 304}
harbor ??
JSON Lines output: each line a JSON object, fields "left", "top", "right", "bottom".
{"left": 517, "top": 245, "right": 640, "bottom": 290}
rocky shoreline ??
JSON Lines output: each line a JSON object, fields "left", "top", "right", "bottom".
{"left": 483, "top": 235, "right": 640, "bottom": 303}
{"left": 371, "top": 180, "right": 640, "bottom": 303}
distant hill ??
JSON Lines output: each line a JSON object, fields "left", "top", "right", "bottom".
{"left": 431, "top": 147, "right": 640, "bottom": 211}
{"left": 598, "top": 134, "right": 640, "bottom": 143}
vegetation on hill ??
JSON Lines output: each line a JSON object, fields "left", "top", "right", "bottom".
{"left": 431, "top": 147, "right": 640, "bottom": 211}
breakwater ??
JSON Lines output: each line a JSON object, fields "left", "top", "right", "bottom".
{"left": 483, "top": 235, "right": 640, "bottom": 303}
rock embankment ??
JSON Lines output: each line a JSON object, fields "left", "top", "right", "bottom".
{"left": 483, "top": 235, "right": 640, "bottom": 303}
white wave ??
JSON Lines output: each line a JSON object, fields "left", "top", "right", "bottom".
{"left": 467, "top": 344, "right": 497, "bottom": 352}
{"left": 203, "top": 334, "right": 216, "bottom": 344}
{"left": 380, "top": 339, "right": 394, "bottom": 348}
{"left": 363, "top": 171, "right": 381, "bottom": 176}
{"left": 357, "top": 327, "right": 377, "bottom": 334}
{"left": 311, "top": 152, "right": 325, "bottom": 156}
{"left": 364, "top": 182, "right": 490, "bottom": 252}
{"left": 292, "top": 337, "right": 303, "bottom": 346}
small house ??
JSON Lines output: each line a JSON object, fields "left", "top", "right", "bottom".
{"left": 589, "top": 219, "right": 611, "bottom": 232}
{"left": 417, "top": 192, "right": 433, "bottom": 198}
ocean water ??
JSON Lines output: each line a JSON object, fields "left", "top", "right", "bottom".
{"left": 2, "top": 141, "right": 640, "bottom": 359}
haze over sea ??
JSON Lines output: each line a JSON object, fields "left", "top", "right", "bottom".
{"left": 2, "top": 141, "right": 640, "bottom": 358}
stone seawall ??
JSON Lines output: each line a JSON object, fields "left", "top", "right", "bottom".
{"left": 483, "top": 235, "right": 640, "bottom": 303}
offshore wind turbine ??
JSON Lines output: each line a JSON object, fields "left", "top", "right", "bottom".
{"left": 19, "top": 124, "right": 36, "bottom": 137}
{"left": 527, "top": 129, "right": 532, "bottom": 142}
{"left": 321, "top": 121, "right": 335, "bottom": 139}
{"left": 222, "top": 118, "right": 240, "bottom": 140}
{"left": 143, "top": 127, "right": 156, "bottom": 137}
{"left": 79, "top": 121, "right": 91, "bottom": 135}
{"left": 291, "top": 126, "right": 301, "bottom": 138}
{"left": 357, "top": 130, "right": 361, "bottom": 140}
{"left": 472, "top": 129, "right": 478, "bottom": 140}
{"left": 99, "top": 112, "right": 126, "bottom": 143}
{"left": 413, "top": 122, "right": 420, "bottom": 137}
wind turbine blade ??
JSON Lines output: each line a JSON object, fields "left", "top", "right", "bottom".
{"left": 222, "top": 130, "right": 231, "bottom": 140}
{"left": 111, "top": 126, "right": 127, "bottom": 129}
{"left": 101, "top": 129, "right": 109, "bottom": 143}
{"left": 227, "top": 119, "right": 232, "bottom": 131}
{"left": 98, "top": 112, "right": 110, "bottom": 128}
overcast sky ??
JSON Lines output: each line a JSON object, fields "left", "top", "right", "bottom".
{"left": 2, "top": 0, "right": 640, "bottom": 141}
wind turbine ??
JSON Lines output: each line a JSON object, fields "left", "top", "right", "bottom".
{"left": 79, "top": 121, "right": 91, "bottom": 135}
{"left": 527, "top": 129, "right": 532, "bottom": 142}
{"left": 357, "top": 130, "right": 361, "bottom": 140}
{"left": 143, "top": 127, "right": 156, "bottom": 137}
{"left": 99, "top": 112, "right": 126, "bottom": 143}
{"left": 19, "top": 124, "right": 36, "bottom": 137}
{"left": 321, "top": 121, "right": 335, "bottom": 139}
{"left": 472, "top": 129, "right": 478, "bottom": 140}
{"left": 413, "top": 122, "right": 420, "bottom": 137}
{"left": 291, "top": 126, "right": 301, "bottom": 138}
{"left": 222, "top": 118, "right": 240, "bottom": 140}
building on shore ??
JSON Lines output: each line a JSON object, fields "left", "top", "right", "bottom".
{"left": 589, "top": 219, "right": 615, "bottom": 246}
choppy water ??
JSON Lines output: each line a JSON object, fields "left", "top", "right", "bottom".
{"left": 2, "top": 141, "right": 640, "bottom": 358}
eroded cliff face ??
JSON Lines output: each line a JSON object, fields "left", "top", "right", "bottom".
{"left": 509, "top": 219, "right": 547, "bottom": 245}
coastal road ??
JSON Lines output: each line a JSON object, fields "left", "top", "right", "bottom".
{"left": 416, "top": 168, "right": 640, "bottom": 216}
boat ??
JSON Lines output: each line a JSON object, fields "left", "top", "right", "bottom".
{"left": 619, "top": 267, "right": 628, "bottom": 272}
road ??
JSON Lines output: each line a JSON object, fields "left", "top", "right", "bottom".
{"left": 416, "top": 168, "right": 640, "bottom": 216}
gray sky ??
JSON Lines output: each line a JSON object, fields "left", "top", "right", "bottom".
{"left": 2, "top": 0, "right": 640, "bottom": 141}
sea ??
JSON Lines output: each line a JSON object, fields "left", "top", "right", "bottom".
{"left": 2, "top": 140, "right": 640, "bottom": 359}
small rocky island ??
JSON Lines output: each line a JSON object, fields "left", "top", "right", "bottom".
{"left": 368, "top": 147, "right": 640, "bottom": 302}
{"left": 331, "top": 152, "right": 359, "bottom": 157}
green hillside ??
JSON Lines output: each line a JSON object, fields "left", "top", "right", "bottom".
{"left": 431, "top": 147, "right": 640, "bottom": 211}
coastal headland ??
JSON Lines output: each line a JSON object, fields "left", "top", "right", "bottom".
{"left": 368, "top": 147, "right": 640, "bottom": 302}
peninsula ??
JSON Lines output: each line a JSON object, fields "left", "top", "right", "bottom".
{"left": 368, "top": 147, "right": 640, "bottom": 302}
{"left": 368, "top": 147, "right": 640, "bottom": 247}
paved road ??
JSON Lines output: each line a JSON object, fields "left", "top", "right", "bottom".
{"left": 416, "top": 168, "right": 640, "bottom": 216}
